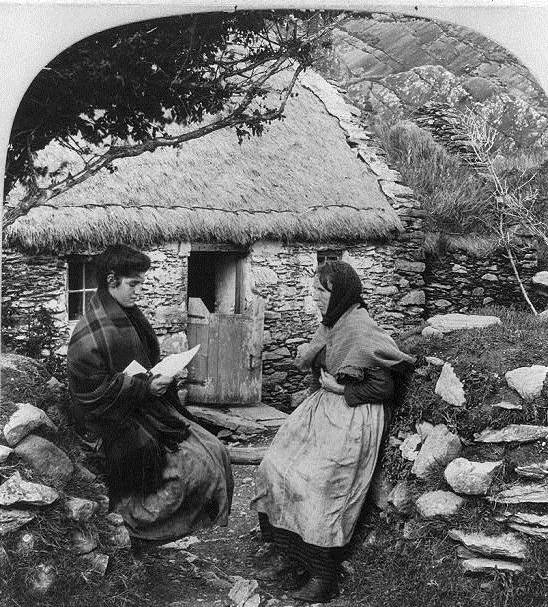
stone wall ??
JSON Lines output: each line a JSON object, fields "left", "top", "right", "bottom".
{"left": 1, "top": 245, "right": 188, "bottom": 359}
{"left": 424, "top": 240, "right": 542, "bottom": 316}
{"left": 247, "top": 236, "right": 426, "bottom": 408}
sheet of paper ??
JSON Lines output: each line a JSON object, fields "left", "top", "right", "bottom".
{"left": 124, "top": 360, "right": 148, "bottom": 377}
{"left": 150, "top": 344, "right": 201, "bottom": 378}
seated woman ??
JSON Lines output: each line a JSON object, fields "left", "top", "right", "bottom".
{"left": 67, "top": 244, "right": 233, "bottom": 545}
{"left": 252, "top": 260, "right": 415, "bottom": 603}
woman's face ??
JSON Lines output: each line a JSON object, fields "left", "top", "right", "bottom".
{"left": 108, "top": 272, "right": 146, "bottom": 308}
{"left": 312, "top": 275, "right": 331, "bottom": 316}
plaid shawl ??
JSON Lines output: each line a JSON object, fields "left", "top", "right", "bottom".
{"left": 67, "top": 289, "right": 189, "bottom": 505}
{"left": 295, "top": 305, "right": 415, "bottom": 378}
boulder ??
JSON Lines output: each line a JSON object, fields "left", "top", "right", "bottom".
{"left": 0, "top": 472, "right": 59, "bottom": 507}
{"left": 3, "top": 402, "right": 57, "bottom": 446}
{"left": 489, "top": 483, "right": 548, "bottom": 504}
{"left": 474, "top": 424, "right": 548, "bottom": 444}
{"left": 0, "top": 446, "right": 13, "bottom": 463}
{"left": 412, "top": 424, "right": 462, "bottom": 479}
{"left": 426, "top": 313, "right": 500, "bottom": 333}
{"left": 444, "top": 458, "right": 503, "bottom": 495}
{"left": 0, "top": 509, "right": 36, "bottom": 536}
{"left": 65, "top": 497, "right": 98, "bottom": 522}
{"left": 505, "top": 366, "right": 548, "bottom": 400}
{"left": 435, "top": 363, "right": 466, "bottom": 407}
{"left": 416, "top": 490, "right": 465, "bottom": 518}
{"left": 14, "top": 435, "right": 74, "bottom": 485}
{"left": 461, "top": 558, "right": 523, "bottom": 574}
{"left": 448, "top": 529, "right": 528, "bottom": 560}
{"left": 399, "top": 434, "right": 422, "bottom": 461}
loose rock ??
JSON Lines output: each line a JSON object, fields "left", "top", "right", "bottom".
{"left": 229, "top": 577, "right": 260, "bottom": 607}
{"left": 387, "top": 481, "right": 413, "bottom": 513}
{"left": 490, "top": 483, "right": 548, "bottom": 504}
{"left": 3, "top": 402, "right": 57, "bottom": 446}
{"left": 475, "top": 424, "right": 548, "bottom": 444}
{"left": 507, "top": 523, "right": 548, "bottom": 539}
{"left": 412, "top": 424, "right": 461, "bottom": 479}
{"left": 72, "top": 530, "right": 98, "bottom": 555}
{"left": 461, "top": 558, "right": 523, "bottom": 574}
{"left": 14, "top": 435, "right": 74, "bottom": 485}
{"left": 448, "top": 529, "right": 528, "bottom": 560}
{"left": 426, "top": 313, "right": 501, "bottom": 333}
{"left": 399, "top": 434, "right": 421, "bottom": 461}
{"left": 0, "top": 472, "right": 59, "bottom": 507}
{"left": 416, "top": 490, "right": 465, "bottom": 518}
{"left": 65, "top": 497, "right": 98, "bottom": 522}
{"left": 0, "top": 446, "right": 13, "bottom": 463}
{"left": 444, "top": 458, "right": 503, "bottom": 495}
{"left": 416, "top": 421, "right": 435, "bottom": 441}
{"left": 421, "top": 326, "right": 443, "bottom": 338}
{"left": 16, "top": 532, "right": 36, "bottom": 555}
{"left": 505, "top": 365, "right": 548, "bottom": 400}
{"left": 81, "top": 552, "right": 109, "bottom": 577}
{"left": 0, "top": 509, "right": 36, "bottom": 536}
{"left": 497, "top": 511, "right": 548, "bottom": 527}
{"left": 515, "top": 461, "right": 548, "bottom": 479}
{"left": 435, "top": 363, "right": 466, "bottom": 407}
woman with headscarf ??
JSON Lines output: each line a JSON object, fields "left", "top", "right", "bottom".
{"left": 67, "top": 244, "right": 233, "bottom": 546}
{"left": 252, "top": 260, "right": 415, "bottom": 602}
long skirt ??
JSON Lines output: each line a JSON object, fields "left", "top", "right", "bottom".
{"left": 116, "top": 419, "right": 233, "bottom": 542}
{"left": 252, "top": 389, "right": 384, "bottom": 576}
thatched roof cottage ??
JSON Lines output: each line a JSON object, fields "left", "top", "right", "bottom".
{"left": 2, "top": 71, "right": 426, "bottom": 407}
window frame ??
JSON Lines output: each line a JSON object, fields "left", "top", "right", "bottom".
{"left": 66, "top": 255, "right": 97, "bottom": 322}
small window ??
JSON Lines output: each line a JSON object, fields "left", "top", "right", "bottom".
{"left": 67, "top": 257, "right": 97, "bottom": 320}
{"left": 317, "top": 249, "right": 343, "bottom": 266}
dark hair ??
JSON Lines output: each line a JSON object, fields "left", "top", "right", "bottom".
{"left": 95, "top": 245, "right": 151, "bottom": 289}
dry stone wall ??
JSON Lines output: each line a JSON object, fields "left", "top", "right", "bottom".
{"left": 424, "top": 240, "right": 541, "bottom": 316}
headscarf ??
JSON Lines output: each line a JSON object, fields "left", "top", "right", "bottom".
{"left": 318, "top": 260, "right": 366, "bottom": 328}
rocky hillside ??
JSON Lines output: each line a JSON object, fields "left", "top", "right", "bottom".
{"left": 316, "top": 12, "right": 548, "bottom": 155}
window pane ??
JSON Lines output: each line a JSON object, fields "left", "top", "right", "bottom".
{"left": 68, "top": 260, "right": 84, "bottom": 290}
{"left": 68, "top": 292, "right": 84, "bottom": 320}
{"left": 84, "top": 262, "right": 97, "bottom": 289}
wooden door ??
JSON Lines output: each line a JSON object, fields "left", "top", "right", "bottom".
{"left": 186, "top": 297, "right": 264, "bottom": 405}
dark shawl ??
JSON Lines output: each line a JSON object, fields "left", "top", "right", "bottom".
{"left": 320, "top": 261, "right": 366, "bottom": 328}
{"left": 67, "top": 289, "right": 190, "bottom": 506}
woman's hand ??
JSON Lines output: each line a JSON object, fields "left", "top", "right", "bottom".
{"left": 149, "top": 374, "right": 173, "bottom": 397}
{"left": 319, "top": 369, "right": 345, "bottom": 395}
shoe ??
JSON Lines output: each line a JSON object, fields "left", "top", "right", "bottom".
{"left": 255, "top": 555, "right": 292, "bottom": 580}
{"left": 291, "top": 576, "right": 339, "bottom": 603}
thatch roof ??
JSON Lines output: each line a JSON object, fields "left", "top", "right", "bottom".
{"left": 5, "top": 71, "right": 404, "bottom": 253}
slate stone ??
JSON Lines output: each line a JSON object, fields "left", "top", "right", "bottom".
{"left": 444, "top": 458, "right": 503, "bottom": 495}
{"left": 448, "top": 529, "right": 528, "bottom": 560}
{"left": 416, "top": 490, "right": 465, "bottom": 518}
{"left": 0, "top": 509, "right": 36, "bottom": 536}
{"left": 14, "top": 435, "right": 73, "bottom": 485}
{"left": 507, "top": 523, "right": 548, "bottom": 539}
{"left": 515, "top": 461, "right": 548, "bottom": 479}
{"left": 474, "top": 424, "right": 548, "bottom": 444}
{"left": 412, "top": 424, "right": 461, "bottom": 479}
{"left": 489, "top": 483, "right": 548, "bottom": 504}
{"left": 435, "top": 363, "right": 466, "bottom": 407}
{"left": 3, "top": 402, "right": 57, "bottom": 446}
{"left": 81, "top": 552, "right": 109, "bottom": 577}
{"left": 426, "top": 313, "right": 501, "bottom": 333}
{"left": 0, "top": 446, "right": 13, "bottom": 463}
{"left": 505, "top": 366, "right": 548, "bottom": 400}
{"left": 0, "top": 472, "right": 59, "bottom": 507}
{"left": 461, "top": 558, "right": 523, "bottom": 574}
{"left": 399, "top": 434, "right": 422, "bottom": 461}
{"left": 497, "top": 511, "right": 548, "bottom": 527}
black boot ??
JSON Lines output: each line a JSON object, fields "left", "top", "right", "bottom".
{"left": 291, "top": 576, "right": 339, "bottom": 603}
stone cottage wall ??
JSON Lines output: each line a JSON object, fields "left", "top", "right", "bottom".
{"left": 424, "top": 240, "right": 541, "bottom": 316}
{"left": 247, "top": 234, "right": 426, "bottom": 408}
{"left": 1, "top": 244, "right": 188, "bottom": 361}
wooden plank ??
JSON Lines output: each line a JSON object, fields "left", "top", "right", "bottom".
{"left": 186, "top": 406, "right": 268, "bottom": 435}
{"left": 191, "top": 243, "right": 248, "bottom": 253}
{"left": 228, "top": 446, "right": 267, "bottom": 465}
